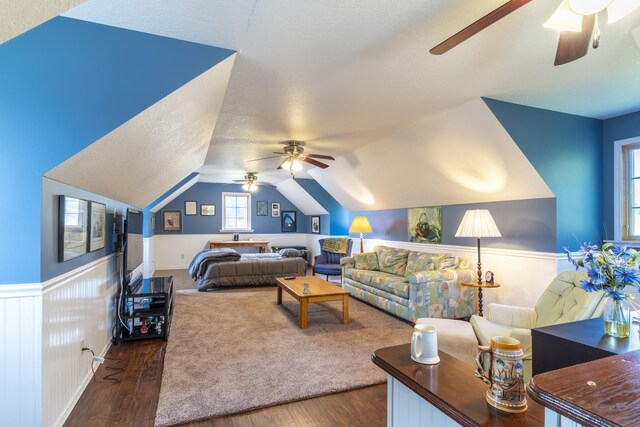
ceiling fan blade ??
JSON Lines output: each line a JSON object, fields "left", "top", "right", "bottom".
{"left": 306, "top": 154, "right": 335, "bottom": 160}
{"left": 247, "top": 155, "right": 283, "bottom": 162}
{"left": 430, "top": 0, "right": 532, "bottom": 55}
{"left": 302, "top": 157, "right": 330, "bottom": 169}
{"left": 232, "top": 179, "right": 247, "bottom": 183}
{"left": 256, "top": 182, "right": 277, "bottom": 188}
{"left": 554, "top": 14, "right": 595, "bottom": 66}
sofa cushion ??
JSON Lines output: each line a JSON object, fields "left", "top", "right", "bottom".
{"left": 375, "top": 246, "right": 410, "bottom": 276}
{"left": 344, "top": 268, "right": 410, "bottom": 299}
{"left": 436, "top": 255, "right": 461, "bottom": 269}
{"left": 405, "top": 252, "right": 436, "bottom": 277}
{"left": 353, "top": 252, "right": 379, "bottom": 271}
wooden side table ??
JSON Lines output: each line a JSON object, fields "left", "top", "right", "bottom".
{"left": 461, "top": 281, "right": 500, "bottom": 316}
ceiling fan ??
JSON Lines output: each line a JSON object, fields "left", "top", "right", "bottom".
{"left": 232, "top": 172, "right": 276, "bottom": 192}
{"left": 247, "top": 140, "right": 335, "bottom": 175}
{"left": 430, "top": 0, "right": 640, "bottom": 65}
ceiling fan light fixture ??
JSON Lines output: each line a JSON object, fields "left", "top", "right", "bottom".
{"left": 242, "top": 183, "right": 250, "bottom": 191}
{"left": 544, "top": 0, "right": 584, "bottom": 31}
{"left": 568, "top": 0, "right": 613, "bottom": 15}
{"left": 281, "top": 159, "right": 303, "bottom": 172}
{"left": 607, "top": 0, "right": 640, "bottom": 23}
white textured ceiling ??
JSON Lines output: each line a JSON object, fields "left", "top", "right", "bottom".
{"left": 0, "top": 0, "right": 85, "bottom": 44}
{"left": 46, "top": 55, "right": 236, "bottom": 208}
{"left": 275, "top": 179, "right": 329, "bottom": 216}
{"left": 63, "top": 1, "right": 640, "bottom": 203}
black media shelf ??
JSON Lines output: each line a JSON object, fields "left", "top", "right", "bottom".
{"left": 117, "top": 276, "right": 174, "bottom": 343}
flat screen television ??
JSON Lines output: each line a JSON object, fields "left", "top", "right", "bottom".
{"left": 123, "top": 208, "right": 143, "bottom": 286}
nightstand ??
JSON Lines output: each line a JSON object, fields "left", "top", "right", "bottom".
{"left": 461, "top": 281, "right": 500, "bottom": 316}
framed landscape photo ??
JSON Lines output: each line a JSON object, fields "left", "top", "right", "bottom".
{"left": 89, "top": 201, "right": 106, "bottom": 252}
{"left": 163, "top": 210, "right": 182, "bottom": 232}
{"left": 311, "top": 216, "right": 320, "bottom": 234}
{"left": 58, "top": 195, "right": 89, "bottom": 262}
{"left": 185, "top": 201, "right": 197, "bottom": 216}
{"left": 281, "top": 210, "right": 296, "bottom": 232}
{"left": 201, "top": 204, "right": 215, "bottom": 216}
{"left": 271, "top": 202, "right": 280, "bottom": 217}
{"left": 257, "top": 201, "right": 268, "bottom": 216}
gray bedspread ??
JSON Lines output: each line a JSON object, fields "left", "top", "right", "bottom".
{"left": 188, "top": 248, "right": 242, "bottom": 279}
{"left": 196, "top": 253, "right": 307, "bottom": 291}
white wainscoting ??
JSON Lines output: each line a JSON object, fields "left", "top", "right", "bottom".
{"left": 0, "top": 254, "right": 121, "bottom": 427}
{"left": 41, "top": 253, "right": 120, "bottom": 427}
{"left": 0, "top": 284, "right": 43, "bottom": 427}
{"left": 151, "top": 233, "right": 313, "bottom": 270}
{"left": 363, "top": 238, "right": 566, "bottom": 308}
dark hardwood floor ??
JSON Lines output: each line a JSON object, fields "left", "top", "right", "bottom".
{"left": 64, "top": 270, "right": 387, "bottom": 427}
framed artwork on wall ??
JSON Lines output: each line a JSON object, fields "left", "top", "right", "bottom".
{"left": 257, "top": 201, "right": 268, "bottom": 216}
{"left": 281, "top": 210, "right": 296, "bottom": 232}
{"left": 201, "top": 204, "right": 215, "bottom": 216}
{"left": 185, "top": 201, "right": 197, "bottom": 216}
{"left": 311, "top": 216, "right": 320, "bottom": 234}
{"left": 408, "top": 206, "right": 442, "bottom": 244}
{"left": 58, "top": 195, "right": 89, "bottom": 262}
{"left": 163, "top": 210, "right": 182, "bottom": 232}
{"left": 271, "top": 202, "right": 280, "bottom": 217}
{"left": 89, "top": 201, "right": 106, "bottom": 252}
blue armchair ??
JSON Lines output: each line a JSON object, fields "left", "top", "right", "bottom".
{"left": 313, "top": 238, "right": 353, "bottom": 280}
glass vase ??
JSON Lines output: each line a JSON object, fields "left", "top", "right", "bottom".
{"left": 604, "top": 298, "right": 631, "bottom": 338}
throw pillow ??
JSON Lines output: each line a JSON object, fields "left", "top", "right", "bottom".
{"left": 279, "top": 248, "right": 302, "bottom": 257}
{"left": 405, "top": 252, "right": 436, "bottom": 277}
{"left": 435, "top": 255, "right": 460, "bottom": 269}
{"left": 354, "top": 252, "right": 379, "bottom": 270}
{"left": 375, "top": 246, "right": 410, "bottom": 276}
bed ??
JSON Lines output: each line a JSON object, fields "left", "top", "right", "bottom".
{"left": 189, "top": 248, "right": 307, "bottom": 291}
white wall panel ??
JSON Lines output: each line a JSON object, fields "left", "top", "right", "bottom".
{"left": 41, "top": 254, "right": 120, "bottom": 427}
{"left": 0, "top": 286, "right": 43, "bottom": 426}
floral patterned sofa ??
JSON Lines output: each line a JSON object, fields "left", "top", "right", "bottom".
{"left": 340, "top": 245, "right": 475, "bottom": 322}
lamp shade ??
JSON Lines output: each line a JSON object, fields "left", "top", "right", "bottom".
{"left": 349, "top": 216, "right": 373, "bottom": 233}
{"left": 455, "top": 210, "right": 501, "bottom": 238}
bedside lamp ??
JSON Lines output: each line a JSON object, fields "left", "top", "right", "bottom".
{"left": 349, "top": 216, "right": 372, "bottom": 253}
{"left": 455, "top": 209, "right": 501, "bottom": 284}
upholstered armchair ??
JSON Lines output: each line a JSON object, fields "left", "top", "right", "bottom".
{"left": 313, "top": 238, "right": 353, "bottom": 280}
{"left": 470, "top": 270, "right": 606, "bottom": 381}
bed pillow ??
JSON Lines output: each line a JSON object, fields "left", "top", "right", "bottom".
{"left": 279, "top": 248, "right": 302, "bottom": 257}
{"left": 353, "top": 252, "right": 379, "bottom": 270}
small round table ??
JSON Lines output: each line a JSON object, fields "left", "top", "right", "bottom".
{"left": 461, "top": 281, "right": 501, "bottom": 317}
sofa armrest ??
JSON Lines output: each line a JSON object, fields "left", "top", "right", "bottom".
{"left": 408, "top": 268, "right": 475, "bottom": 321}
{"left": 340, "top": 256, "right": 355, "bottom": 268}
{"left": 509, "top": 328, "right": 533, "bottom": 359}
{"left": 486, "top": 304, "right": 537, "bottom": 329}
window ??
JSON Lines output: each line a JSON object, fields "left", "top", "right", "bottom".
{"left": 221, "top": 192, "right": 252, "bottom": 232}
{"left": 622, "top": 143, "right": 640, "bottom": 240}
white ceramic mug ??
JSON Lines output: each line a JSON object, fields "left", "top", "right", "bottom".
{"left": 411, "top": 324, "right": 439, "bottom": 364}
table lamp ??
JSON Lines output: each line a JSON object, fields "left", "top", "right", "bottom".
{"left": 349, "top": 216, "right": 373, "bottom": 253}
{"left": 455, "top": 209, "right": 501, "bottom": 284}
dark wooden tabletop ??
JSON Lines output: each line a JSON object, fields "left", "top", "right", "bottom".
{"left": 528, "top": 349, "right": 640, "bottom": 427}
{"left": 372, "top": 344, "right": 544, "bottom": 427}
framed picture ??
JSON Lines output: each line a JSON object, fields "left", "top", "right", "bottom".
{"left": 58, "top": 195, "right": 89, "bottom": 262}
{"left": 408, "top": 206, "right": 442, "bottom": 244}
{"left": 163, "top": 210, "right": 182, "bottom": 232}
{"left": 185, "top": 201, "right": 197, "bottom": 216}
{"left": 311, "top": 216, "right": 321, "bottom": 234}
{"left": 281, "top": 210, "right": 296, "bottom": 232}
{"left": 257, "top": 201, "right": 268, "bottom": 216}
{"left": 89, "top": 201, "right": 106, "bottom": 252}
{"left": 271, "top": 202, "right": 280, "bottom": 217}
{"left": 201, "top": 204, "right": 216, "bottom": 216}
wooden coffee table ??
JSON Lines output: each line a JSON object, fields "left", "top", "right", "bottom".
{"left": 275, "top": 276, "right": 350, "bottom": 329}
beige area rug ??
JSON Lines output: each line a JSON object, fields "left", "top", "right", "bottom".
{"left": 155, "top": 287, "right": 413, "bottom": 426}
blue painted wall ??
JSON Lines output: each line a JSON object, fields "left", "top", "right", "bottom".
{"left": 484, "top": 98, "right": 603, "bottom": 251}
{"left": 294, "top": 178, "right": 350, "bottom": 235}
{"left": 602, "top": 110, "right": 640, "bottom": 239}
{"left": 41, "top": 177, "right": 134, "bottom": 282}
{"left": 350, "top": 198, "right": 557, "bottom": 253}
{"left": 143, "top": 172, "right": 200, "bottom": 238}
{"left": 154, "top": 183, "right": 311, "bottom": 234}
{"left": 0, "top": 17, "right": 234, "bottom": 284}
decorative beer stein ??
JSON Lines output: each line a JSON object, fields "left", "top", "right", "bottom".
{"left": 410, "top": 324, "right": 439, "bottom": 364}
{"left": 475, "top": 336, "right": 527, "bottom": 413}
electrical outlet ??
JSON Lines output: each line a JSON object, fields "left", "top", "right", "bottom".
{"left": 80, "top": 338, "right": 85, "bottom": 352}
{"left": 93, "top": 356, "right": 105, "bottom": 364}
